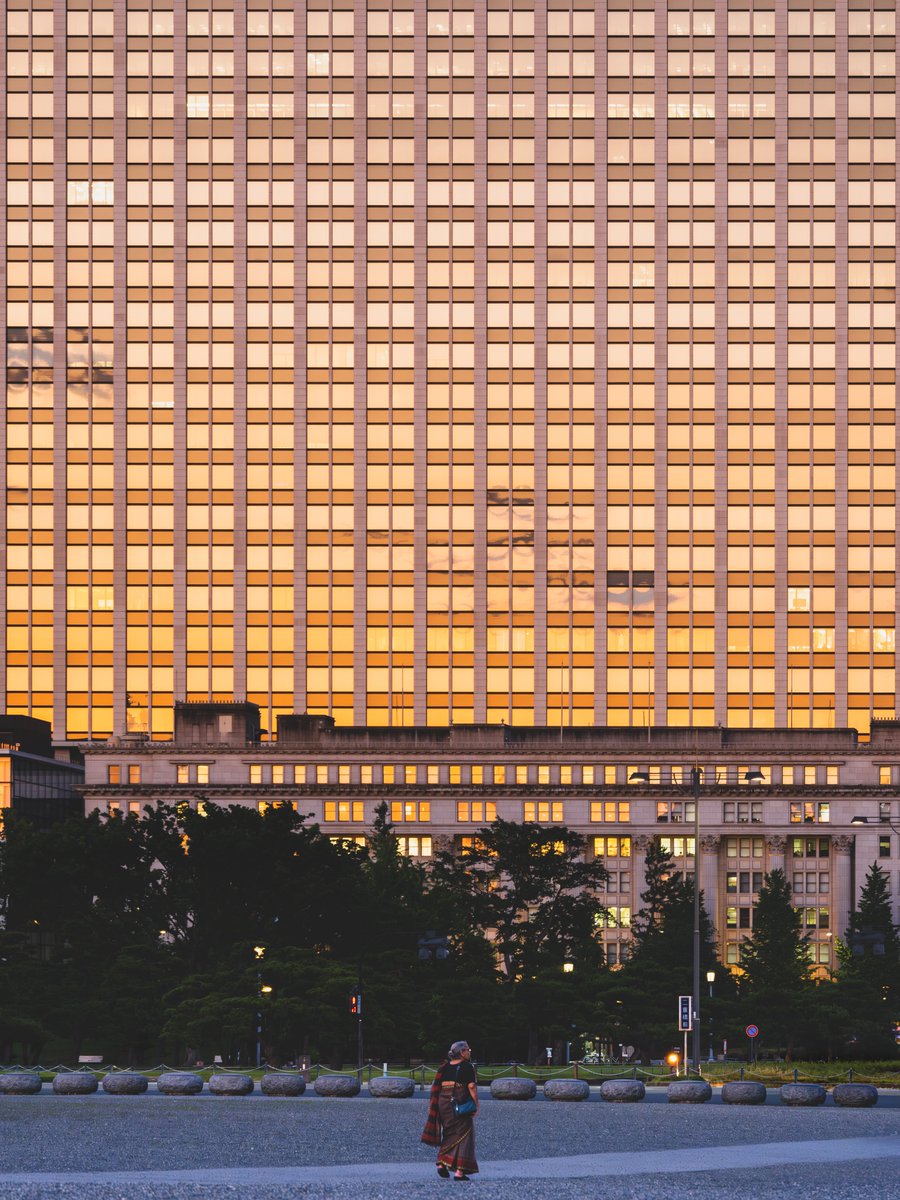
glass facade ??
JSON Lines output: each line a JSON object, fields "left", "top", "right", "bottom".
{"left": 1, "top": 1, "right": 898, "bottom": 740}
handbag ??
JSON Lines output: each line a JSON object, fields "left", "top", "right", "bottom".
{"left": 453, "top": 1096, "right": 476, "bottom": 1116}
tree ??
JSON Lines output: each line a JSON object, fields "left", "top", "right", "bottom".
{"left": 834, "top": 862, "right": 900, "bottom": 1057}
{"left": 430, "top": 820, "right": 610, "bottom": 1060}
{"left": 608, "top": 839, "right": 721, "bottom": 1061}
{"left": 738, "top": 868, "right": 812, "bottom": 1059}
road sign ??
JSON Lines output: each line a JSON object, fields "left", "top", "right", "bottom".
{"left": 678, "top": 995, "right": 693, "bottom": 1031}
{"left": 746, "top": 1024, "right": 759, "bottom": 1038}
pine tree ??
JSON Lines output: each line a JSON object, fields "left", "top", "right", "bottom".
{"left": 834, "top": 861, "right": 900, "bottom": 1056}
{"left": 609, "top": 839, "right": 720, "bottom": 1060}
{"left": 738, "top": 868, "right": 811, "bottom": 1059}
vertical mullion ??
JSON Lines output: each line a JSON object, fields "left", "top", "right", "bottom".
{"left": 232, "top": 6, "right": 248, "bottom": 700}
{"left": 172, "top": 2, "right": 187, "bottom": 703}
{"left": 112, "top": 0, "right": 127, "bottom": 735}
{"left": 52, "top": 0, "right": 67, "bottom": 737}
{"left": 533, "top": 0, "right": 548, "bottom": 726}
{"left": 293, "top": 1, "right": 308, "bottom": 712}
{"left": 593, "top": 3, "right": 608, "bottom": 726}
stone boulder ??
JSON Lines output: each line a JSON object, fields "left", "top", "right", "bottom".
{"left": 721, "top": 1081, "right": 767, "bottom": 1106}
{"left": 102, "top": 1073, "right": 149, "bottom": 1095}
{"left": 543, "top": 1079, "right": 590, "bottom": 1102}
{"left": 780, "top": 1083, "right": 826, "bottom": 1107}
{"left": 52, "top": 1073, "right": 99, "bottom": 1095}
{"left": 0, "top": 1074, "right": 42, "bottom": 1095}
{"left": 314, "top": 1074, "right": 361, "bottom": 1097}
{"left": 832, "top": 1083, "right": 878, "bottom": 1108}
{"left": 368, "top": 1076, "right": 416, "bottom": 1098}
{"left": 599, "top": 1079, "right": 645, "bottom": 1103}
{"left": 667, "top": 1079, "right": 712, "bottom": 1104}
{"left": 490, "top": 1077, "right": 536, "bottom": 1100}
{"left": 209, "top": 1074, "right": 254, "bottom": 1096}
{"left": 156, "top": 1072, "right": 204, "bottom": 1095}
{"left": 261, "top": 1074, "right": 307, "bottom": 1097}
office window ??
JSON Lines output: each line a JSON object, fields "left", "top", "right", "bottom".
{"left": 659, "top": 836, "right": 696, "bottom": 858}
{"left": 324, "top": 800, "right": 364, "bottom": 822}
{"left": 593, "top": 836, "right": 631, "bottom": 858}
{"left": 427, "top": 765, "right": 440, "bottom": 785}
{"left": 723, "top": 802, "right": 762, "bottom": 823}
{"left": 524, "top": 801, "right": 564, "bottom": 823}
{"left": 391, "top": 801, "right": 431, "bottom": 822}
{"left": 457, "top": 801, "right": 498, "bottom": 823}
{"left": 790, "top": 802, "right": 830, "bottom": 824}
{"left": 590, "top": 801, "right": 631, "bottom": 822}
{"left": 879, "top": 767, "right": 893, "bottom": 786}
{"left": 128, "top": 765, "right": 141, "bottom": 784}
{"left": 196, "top": 765, "right": 209, "bottom": 785}
{"left": 826, "top": 767, "right": 839, "bottom": 786}
{"left": 656, "top": 801, "right": 695, "bottom": 824}
{"left": 249, "top": 765, "right": 263, "bottom": 785}
{"left": 107, "top": 766, "right": 121, "bottom": 784}
{"left": 726, "top": 837, "right": 765, "bottom": 859}
{"left": 177, "top": 765, "right": 190, "bottom": 785}
{"left": 879, "top": 835, "right": 891, "bottom": 858}
{"left": 398, "top": 836, "right": 432, "bottom": 858}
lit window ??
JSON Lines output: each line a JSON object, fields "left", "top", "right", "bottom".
{"left": 590, "top": 801, "right": 630, "bottom": 822}
{"left": 398, "top": 836, "right": 432, "bottom": 858}
{"left": 128, "top": 765, "right": 141, "bottom": 784}
{"left": 428, "top": 765, "right": 440, "bottom": 784}
{"left": 324, "top": 800, "right": 364, "bottom": 822}
{"left": 197, "top": 765, "right": 209, "bottom": 785}
{"left": 177, "top": 765, "right": 189, "bottom": 785}
{"left": 107, "top": 765, "right": 121, "bottom": 784}
{"left": 391, "top": 801, "right": 430, "bottom": 822}
{"left": 249, "top": 764, "right": 262, "bottom": 785}
{"left": 879, "top": 767, "right": 892, "bottom": 786}
{"left": 456, "top": 801, "right": 497, "bottom": 822}
{"left": 524, "top": 801, "right": 564, "bottom": 822}
{"left": 272, "top": 765, "right": 285, "bottom": 785}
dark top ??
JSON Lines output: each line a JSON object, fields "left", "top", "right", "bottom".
{"left": 444, "top": 1060, "right": 476, "bottom": 1086}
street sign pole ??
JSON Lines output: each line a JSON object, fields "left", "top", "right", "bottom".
{"left": 745, "top": 1024, "right": 759, "bottom": 1065}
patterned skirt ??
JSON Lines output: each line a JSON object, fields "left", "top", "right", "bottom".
{"left": 436, "top": 1089, "right": 479, "bottom": 1175}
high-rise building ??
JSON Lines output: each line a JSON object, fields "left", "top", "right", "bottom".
{"left": 2, "top": 3, "right": 898, "bottom": 743}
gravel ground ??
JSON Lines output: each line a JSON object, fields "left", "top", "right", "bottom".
{"left": 0, "top": 1088, "right": 896, "bottom": 1198}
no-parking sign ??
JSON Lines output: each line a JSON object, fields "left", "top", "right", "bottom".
{"left": 746, "top": 1024, "right": 759, "bottom": 1038}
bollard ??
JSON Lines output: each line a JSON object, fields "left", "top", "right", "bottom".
{"left": 849, "top": 1069, "right": 853, "bottom": 1083}
{"left": 793, "top": 1068, "right": 798, "bottom": 1083}
{"left": 740, "top": 1067, "right": 745, "bottom": 1081}
{"left": 573, "top": 1061, "right": 579, "bottom": 1080}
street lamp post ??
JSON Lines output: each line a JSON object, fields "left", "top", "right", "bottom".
{"left": 706, "top": 970, "right": 716, "bottom": 1062}
{"left": 253, "top": 945, "right": 266, "bottom": 1068}
{"left": 691, "top": 766, "right": 702, "bottom": 1074}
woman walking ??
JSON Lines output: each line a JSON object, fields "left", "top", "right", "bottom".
{"left": 421, "top": 1040, "right": 479, "bottom": 1180}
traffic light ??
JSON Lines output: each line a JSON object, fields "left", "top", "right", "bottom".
{"left": 349, "top": 992, "right": 362, "bottom": 1016}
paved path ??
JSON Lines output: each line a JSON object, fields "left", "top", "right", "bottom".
{"left": 0, "top": 1089, "right": 897, "bottom": 1197}
{"left": 0, "top": 1133, "right": 897, "bottom": 1186}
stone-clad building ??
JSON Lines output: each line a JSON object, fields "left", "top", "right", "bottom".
{"left": 81, "top": 701, "right": 900, "bottom": 974}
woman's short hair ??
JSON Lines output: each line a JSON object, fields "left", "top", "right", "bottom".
{"left": 449, "top": 1040, "right": 469, "bottom": 1058}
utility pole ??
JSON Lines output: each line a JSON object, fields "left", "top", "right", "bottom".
{"left": 691, "top": 767, "right": 701, "bottom": 1073}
